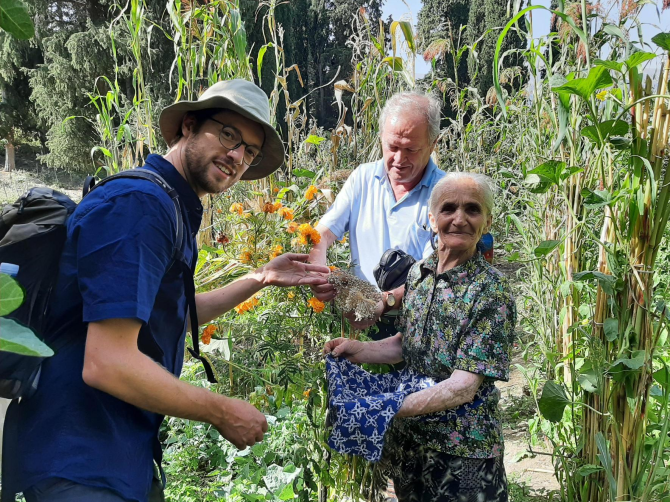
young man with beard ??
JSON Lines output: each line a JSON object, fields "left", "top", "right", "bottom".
{"left": 2, "top": 80, "right": 329, "bottom": 502}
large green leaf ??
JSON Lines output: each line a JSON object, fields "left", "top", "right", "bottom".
{"left": 553, "top": 66, "right": 613, "bottom": 101}
{"left": 580, "top": 188, "right": 612, "bottom": 209}
{"left": 612, "top": 350, "right": 646, "bottom": 370}
{"left": 538, "top": 381, "right": 570, "bottom": 423}
{"left": 0, "top": 273, "right": 24, "bottom": 316}
{"left": 603, "top": 318, "right": 619, "bottom": 342}
{"left": 652, "top": 32, "right": 670, "bottom": 51}
{"left": 526, "top": 161, "right": 566, "bottom": 191}
{"left": 593, "top": 59, "right": 624, "bottom": 73}
{"left": 0, "top": 318, "right": 53, "bottom": 357}
{"left": 573, "top": 270, "right": 617, "bottom": 294}
{"left": 0, "top": 0, "right": 34, "bottom": 39}
{"left": 581, "top": 120, "right": 629, "bottom": 146}
{"left": 534, "top": 240, "right": 561, "bottom": 257}
{"left": 625, "top": 51, "right": 656, "bottom": 71}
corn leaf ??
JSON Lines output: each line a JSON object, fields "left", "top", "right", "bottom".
{"left": 553, "top": 66, "right": 613, "bottom": 101}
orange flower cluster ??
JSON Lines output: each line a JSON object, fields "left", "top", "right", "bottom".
{"left": 230, "top": 203, "right": 244, "bottom": 215}
{"left": 287, "top": 221, "right": 299, "bottom": 234}
{"left": 297, "top": 223, "right": 321, "bottom": 245}
{"left": 329, "top": 265, "right": 338, "bottom": 271}
{"left": 278, "top": 207, "right": 294, "bottom": 220}
{"left": 235, "top": 296, "right": 259, "bottom": 314}
{"left": 308, "top": 297, "right": 325, "bottom": 313}
{"left": 273, "top": 187, "right": 280, "bottom": 193}
{"left": 340, "top": 235, "right": 347, "bottom": 244}
{"left": 288, "top": 291, "right": 295, "bottom": 299}
{"left": 263, "top": 201, "right": 283, "bottom": 214}
{"left": 305, "top": 185, "right": 318, "bottom": 200}
{"left": 201, "top": 324, "right": 216, "bottom": 345}
{"left": 269, "top": 244, "right": 283, "bottom": 260}
{"left": 239, "top": 250, "right": 253, "bottom": 264}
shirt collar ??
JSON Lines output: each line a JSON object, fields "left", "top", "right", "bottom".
{"left": 415, "top": 250, "right": 486, "bottom": 285}
{"left": 374, "top": 157, "right": 439, "bottom": 189}
{"left": 144, "top": 154, "right": 204, "bottom": 231}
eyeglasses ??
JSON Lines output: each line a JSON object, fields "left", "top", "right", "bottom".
{"left": 207, "top": 118, "right": 264, "bottom": 167}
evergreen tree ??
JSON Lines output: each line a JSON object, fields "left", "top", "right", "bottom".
{"left": 466, "top": 0, "right": 527, "bottom": 99}
{"left": 417, "top": 0, "right": 470, "bottom": 86}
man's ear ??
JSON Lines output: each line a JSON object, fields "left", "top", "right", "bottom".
{"left": 180, "top": 113, "right": 197, "bottom": 139}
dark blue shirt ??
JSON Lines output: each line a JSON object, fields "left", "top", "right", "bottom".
{"left": 3, "top": 155, "right": 203, "bottom": 502}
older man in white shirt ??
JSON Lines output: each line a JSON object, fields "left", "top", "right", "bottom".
{"left": 309, "top": 91, "right": 446, "bottom": 337}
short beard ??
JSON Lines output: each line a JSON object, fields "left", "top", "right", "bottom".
{"left": 183, "top": 135, "right": 220, "bottom": 194}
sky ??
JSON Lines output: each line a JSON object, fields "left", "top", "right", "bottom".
{"left": 382, "top": 0, "right": 670, "bottom": 79}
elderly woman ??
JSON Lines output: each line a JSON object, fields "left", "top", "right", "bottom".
{"left": 324, "top": 172, "right": 516, "bottom": 502}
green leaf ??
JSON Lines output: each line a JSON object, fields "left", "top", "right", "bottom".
{"left": 534, "top": 240, "right": 561, "bottom": 257}
{"left": 603, "top": 24, "right": 627, "bottom": 42}
{"left": 0, "top": 0, "right": 34, "bottom": 39}
{"left": 292, "top": 169, "right": 315, "bottom": 179}
{"left": 578, "top": 369, "right": 599, "bottom": 393}
{"left": 0, "top": 273, "right": 24, "bottom": 316}
{"left": 538, "top": 381, "right": 570, "bottom": 423}
{"left": 305, "top": 135, "right": 326, "bottom": 145}
{"left": 581, "top": 120, "right": 629, "bottom": 146}
{"left": 573, "top": 270, "right": 617, "bottom": 294}
{"left": 596, "top": 432, "right": 617, "bottom": 501}
{"left": 580, "top": 188, "right": 612, "bottom": 209}
{"left": 625, "top": 51, "right": 656, "bottom": 71}
{"left": 593, "top": 59, "right": 624, "bottom": 73}
{"left": 612, "top": 350, "right": 645, "bottom": 370}
{"left": 553, "top": 66, "right": 613, "bottom": 101}
{"left": 603, "top": 318, "right": 619, "bottom": 342}
{"left": 577, "top": 464, "right": 604, "bottom": 477}
{"left": 263, "top": 464, "right": 301, "bottom": 498}
{"left": 0, "top": 318, "right": 54, "bottom": 357}
{"left": 652, "top": 32, "right": 670, "bottom": 51}
{"left": 381, "top": 56, "right": 403, "bottom": 71}
{"left": 257, "top": 43, "right": 274, "bottom": 81}
{"left": 524, "top": 174, "right": 553, "bottom": 194}
{"left": 528, "top": 160, "right": 566, "bottom": 185}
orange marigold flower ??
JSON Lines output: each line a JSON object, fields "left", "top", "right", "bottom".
{"left": 309, "top": 228, "right": 321, "bottom": 244}
{"left": 308, "top": 297, "right": 325, "bottom": 313}
{"left": 273, "top": 187, "right": 280, "bottom": 193}
{"left": 287, "top": 221, "right": 299, "bottom": 233}
{"left": 230, "top": 203, "right": 244, "bottom": 215}
{"left": 239, "top": 250, "right": 253, "bottom": 264}
{"left": 201, "top": 324, "right": 216, "bottom": 345}
{"left": 263, "top": 201, "right": 277, "bottom": 214}
{"left": 235, "top": 296, "right": 259, "bottom": 315}
{"left": 329, "top": 265, "right": 338, "bottom": 271}
{"left": 305, "top": 185, "right": 318, "bottom": 200}
{"left": 298, "top": 223, "right": 313, "bottom": 236}
{"left": 340, "top": 235, "right": 347, "bottom": 244}
{"left": 288, "top": 291, "right": 295, "bottom": 299}
{"left": 278, "top": 207, "right": 294, "bottom": 220}
{"left": 273, "top": 201, "right": 283, "bottom": 212}
{"left": 216, "top": 209, "right": 222, "bottom": 214}
{"left": 297, "top": 234, "right": 309, "bottom": 246}
{"left": 303, "top": 389, "right": 312, "bottom": 398}
{"left": 269, "top": 244, "right": 283, "bottom": 260}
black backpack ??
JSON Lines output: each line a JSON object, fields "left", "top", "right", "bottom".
{"left": 0, "top": 168, "right": 216, "bottom": 400}
{"left": 373, "top": 248, "right": 417, "bottom": 291}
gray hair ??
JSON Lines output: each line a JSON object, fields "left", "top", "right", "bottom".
{"left": 379, "top": 92, "right": 442, "bottom": 143}
{"left": 429, "top": 172, "right": 495, "bottom": 216}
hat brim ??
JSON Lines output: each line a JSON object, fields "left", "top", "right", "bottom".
{"left": 159, "top": 96, "right": 285, "bottom": 180}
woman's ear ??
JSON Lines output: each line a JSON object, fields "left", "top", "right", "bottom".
{"left": 486, "top": 213, "right": 493, "bottom": 233}
{"left": 428, "top": 212, "right": 438, "bottom": 233}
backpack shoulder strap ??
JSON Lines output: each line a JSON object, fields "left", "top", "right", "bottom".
{"left": 85, "top": 169, "right": 183, "bottom": 257}
{"left": 82, "top": 169, "right": 217, "bottom": 384}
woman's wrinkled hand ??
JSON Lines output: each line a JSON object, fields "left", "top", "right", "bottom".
{"left": 259, "top": 253, "right": 331, "bottom": 287}
{"left": 323, "top": 337, "right": 366, "bottom": 363}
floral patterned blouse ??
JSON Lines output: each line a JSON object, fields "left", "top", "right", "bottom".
{"left": 392, "top": 251, "right": 516, "bottom": 459}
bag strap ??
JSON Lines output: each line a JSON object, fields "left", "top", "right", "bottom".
{"left": 84, "top": 169, "right": 217, "bottom": 384}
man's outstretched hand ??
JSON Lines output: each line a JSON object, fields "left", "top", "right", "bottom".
{"left": 259, "top": 253, "right": 331, "bottom": 287}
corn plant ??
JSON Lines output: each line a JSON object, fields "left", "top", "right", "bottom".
{"left": 490, "top": 2, "right": 670, "bottom": 501}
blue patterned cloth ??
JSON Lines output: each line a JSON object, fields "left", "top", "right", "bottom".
{"left": 325, "top": 356, "right": 489, "bottom": 462}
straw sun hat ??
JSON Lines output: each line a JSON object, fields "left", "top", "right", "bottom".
{"left": 159, "top": 79, "right": 285, "bottom": 180}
